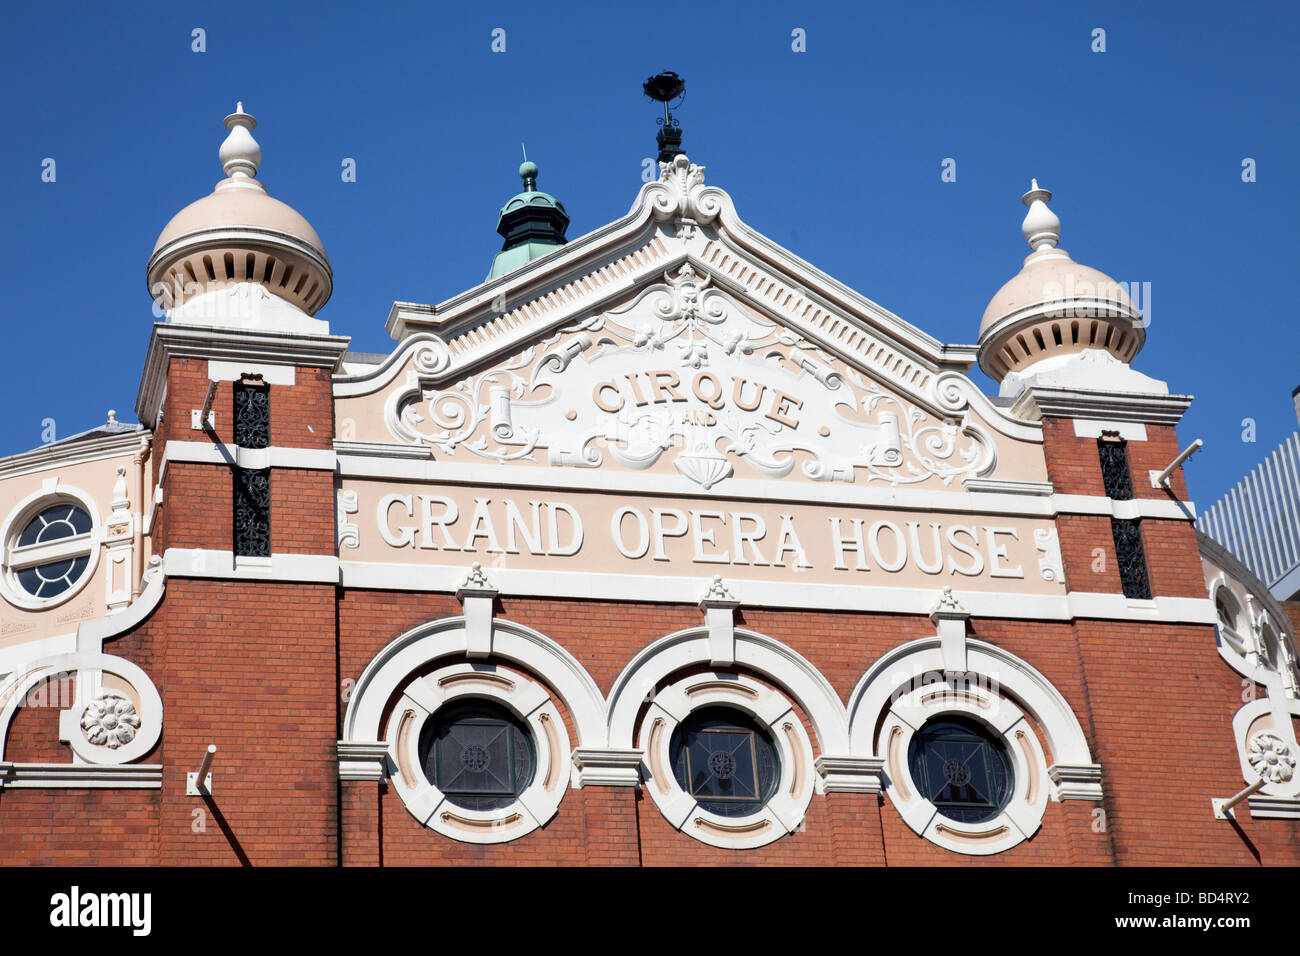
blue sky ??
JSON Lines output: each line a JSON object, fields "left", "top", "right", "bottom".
{"left": 1, "top": 0, "right": 1295, "bottom": 508}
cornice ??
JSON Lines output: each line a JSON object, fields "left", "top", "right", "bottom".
{"left": 0, "top": 762, "right": 163, "bottom": 789}
{"left": 0, "top": 430, "right": 149, "bottom": 480}
{"left": 135, "top": 322, "right": 352, "bottom": 427}
{"left": 1011, "top": 386, "right": 1194, "bottom": 425}
{"left": 380, "top": 156, "right": 979, "bottom": 388}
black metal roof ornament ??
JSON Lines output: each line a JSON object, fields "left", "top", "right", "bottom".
{"left": 643, "top": 71, "right": 686, "bottom": 164}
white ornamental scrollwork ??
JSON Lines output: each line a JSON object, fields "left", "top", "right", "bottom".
{"left": 618, "top": 264, "right": 732, "bottom": 368}
{"left": 81, "top": 695, "right": 140, "bottom": 749}
{"left": 1034, "top": 528, "right": 1064, "bottom": 582}
{"left": 412, "top": 339, "right": 453, "bottom": 376}
{"left": 646, "top": 154, "right": 725, "bottom": 229}
{"left": 834, "top": 366, "right": 996, "bottom": 486}
{"left": 392, "top": 345, "right": 543, "bottom": 463}
{"left": 1248, "top": 733, "right": 1296, "bottom": 784}
{"left": 381, "top": 263, "right": 999, "bottom": 490}
{"left": 337, "top": 490, "right": 359, "bottom": 549}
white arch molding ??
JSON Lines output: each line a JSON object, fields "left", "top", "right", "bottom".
{"left": 847, "top": 636, "right": 1102, "bottom": 855}
{"left": 387, "top": 661, "right": 571, "bottom": 844}
{"left": 0, "top": 651, "right": 163, "bottom": 766}
{"left": 606, "top": 626, "right": 851, "bottom": 756}
{"left": 342, "top": 614, "right": 608, "bottom": 754}
{"left": 639, "top": 672, "right": 816, "bottom": 849}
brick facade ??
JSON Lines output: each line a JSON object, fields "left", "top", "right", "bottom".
{"left": 2, "top": 373, "right": 1296, "bottom": 867}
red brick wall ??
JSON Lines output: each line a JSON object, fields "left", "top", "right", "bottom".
{"left": 273, "top": 368, "right": 334, "bottom": 450}
{"left": 1040, "top": 418, "right": 1189, "bottom": 501}
{"left": 3, "top": 584, "right": 1293, "bottom": 865}
{"left": 271, "top": 469, "right": 335, "bottom": 554}
{"left": 339, "top": 591, "right": 1267, "bottom": 866}
{"left": 154, "top": 356, "right": 336, "bottom": 555}
{"left": 3, "top": 395, "right": 1292, "bottom": 867}
{"left": 1057, "top": 514, "right": 1123, "bottom": 593}
{"left": 150, "top": 579, "right": 340, "bottom": 866}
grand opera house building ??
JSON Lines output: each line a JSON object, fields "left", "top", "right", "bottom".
{"left": 0, "top": 100, "right": 1296, "bottom": 866}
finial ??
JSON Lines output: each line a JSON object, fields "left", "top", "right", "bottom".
{"left": 107, "top": 409, "right": 117, "bottom": 423}
{"left": 644, "top": 71, "right": 686, "bottom": 164}
{"left": 519, "top": 160, "right": 539, "bottom": 192}
{"left": 220, "top": 103, "right": 261, "bottom": 179}
{"left": 1020, "top": 178, "right": 1060, "bottom": 251}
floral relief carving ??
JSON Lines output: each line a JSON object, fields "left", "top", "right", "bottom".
{"left": 81, "top": 695, "right": 140, "bottom": 749}
{"left": 1248, "top": 733, "right": 1295, "bottom": 785}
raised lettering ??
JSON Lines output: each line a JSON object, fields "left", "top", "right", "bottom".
{"left": 462, "top": 498, "right": 504, "bottom": 553}
{"left": 946, "top": 525, "right": 983, "bottom": 576}
{"left": 730, "top": 512, "right": 768, "bottom": 566}
{"left": 772, "top": 514, "right": 812, "bottom": 568}
{"left": 648, "top": 370, "right": 686, "bottom": 404}
{"left": 907, "top": 522, "right": 944, "bottom": 575}
{"left": 868, "top": 521, "right": 907, "bottom": 572}
{"left": 546, "top": 502, "right": 583, "bottom": 556}
{"left": 984, "top": 526, "right": 1024, "bottom": 578}
{"left": 692, "top": 371, "right": 726, "bottom": 410}
{"left": 651, "top": 507, "right": 689, "bottom": 561}
{"left": 691, "top": 510, "right": 730, "bottom": 563}
{"left": 765, "top": 389, "right": 803, "bottom": 429}
{"left": 593, "top": 382, "right": 624, "bottom": 413}
{"left": 504, "top": 499, "right": 543, "bottom": 554}
{"left": 829, "top": 517, "right": 868, "bottom": 570}
{"left": 732, "top": 377, "right": 766, "bottom": 412}
{"left": 612, "top": 506, "right": 650, "bottom": 559}
{"left": 418, "top": 495, "right": 460, "bottom": 550}
{"left": 378, "top": 494, "right": 415, "bottom": 548}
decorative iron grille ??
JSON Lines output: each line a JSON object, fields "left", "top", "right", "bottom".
{"left": 669, "top": 706, "right": 779, "bottom": 817}
{"left": 907, "top": 716, "right": 1013, "bottom": 824}
{"left": 233, "top": 468, "right": 271, "bottom": 557}
{"left": 1097, "top": 439, "right": 1134, "bottom": 500}
{"left": 419, "top": 703, "right": 535, "bottom": 811}
{"left": 1111, "top": 518, "right": 1152, "bottom": 599}
{"left": 234, "top": 383, "right": 270, "bottom": 449}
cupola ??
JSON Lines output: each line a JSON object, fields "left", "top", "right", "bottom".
{"left": 977, "top": 181, "right": 1145, "bottom": 392}
{"left": 146, "top": 104, "right": 333, "bottom": 323}
{"left": 486, "top": 161, "right": 569, "bottom": 280}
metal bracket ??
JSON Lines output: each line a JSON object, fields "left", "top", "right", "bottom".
{"left": 186, "top": 744, "right": 217, "bottom": 796}
{"left": 1212, "top": 777, "right": 1264, "bottom": 820}
{"left": 1150, "top": 438, "right": 1203, "bottom": 488}
{"left": 191, "top": 380, "right": 219, "bottom": 432}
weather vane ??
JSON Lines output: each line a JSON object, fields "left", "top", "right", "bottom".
{"left": 643, "top": 71, "right": 686, "bottom": 163}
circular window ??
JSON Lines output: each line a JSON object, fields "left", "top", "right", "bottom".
{"left": 1259, "top": 623, "right": 1279, "bottom": 670}
{"left": 907, "top": 716, "right": 1014, "bottom": 824}
{"left": 4, "top": 499, "right": 98, "bottom": 607}
{"left": 418, "top": 701, "right": 536, "bottom": 811}
{"left": 1216, "top": 592, "right": 1238, "bottom": 630}
{"left": 669, "top": 706, "right": 780, "bottom": 818}
{"left": 386, "top": 661, "right": 570, "bottom": 844}
{"left": 638, "top": 672, "right": 815, "bottom": 849}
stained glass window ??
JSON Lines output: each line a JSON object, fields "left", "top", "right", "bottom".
{"left": 907, "top": 716, "right": 1014, "bottom": 824}
{"left": 670, "top": 706, "right": 779, "bottom": 818}
{"left": 9, "top": 504, "right": 94, "bottom": 599}
{"left": 420, "top": 702, "right": 535, "bottom": 811}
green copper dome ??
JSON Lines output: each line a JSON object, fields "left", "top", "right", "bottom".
{"left": 488, "top": 161, "right": 569, "bottom": 280}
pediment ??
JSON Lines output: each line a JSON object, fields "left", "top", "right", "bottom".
{"left": 336, "top": 158, "right": 1043, "bottom": 491}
